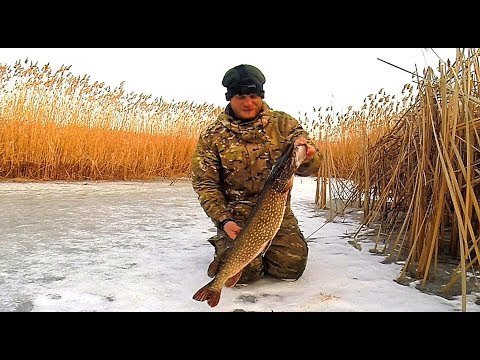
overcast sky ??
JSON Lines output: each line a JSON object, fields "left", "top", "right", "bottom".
{"left": 1, "top": 48, "right": 457, "bottom": 118}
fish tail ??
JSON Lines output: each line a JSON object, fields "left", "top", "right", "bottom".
{"left": 193, "top": 281, "right": 222, "bottom": 308}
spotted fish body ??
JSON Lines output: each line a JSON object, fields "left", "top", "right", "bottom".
{"left": 193, "top": 142, "right": 307, "bottom": 307}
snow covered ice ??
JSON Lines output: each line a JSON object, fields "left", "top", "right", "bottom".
{"left": 1, "top": 177, "right": 478, "bottom": 312}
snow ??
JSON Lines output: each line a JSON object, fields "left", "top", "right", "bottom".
{"left": 1, "top": 177, "right": 478, "bottom": 312}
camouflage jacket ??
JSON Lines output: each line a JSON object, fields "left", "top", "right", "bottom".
{"left": 191, "top": 101, "right": 321, "bottom": 229}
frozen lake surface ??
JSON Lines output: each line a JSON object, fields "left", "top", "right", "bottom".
{"left": 1, "top": 177, "right": 478, "bottom": 312}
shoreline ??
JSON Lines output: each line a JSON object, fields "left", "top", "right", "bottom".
{"left": 0, "top": 177, "right": 192, "bottom": 184}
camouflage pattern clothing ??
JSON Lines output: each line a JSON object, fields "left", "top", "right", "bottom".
{"left": 191, "top": 101, "right": 322, "bottom": 283}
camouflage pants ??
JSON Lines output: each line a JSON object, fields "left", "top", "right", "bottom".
{"left": 207, "top": 210, "right": 309, "bottom": 284}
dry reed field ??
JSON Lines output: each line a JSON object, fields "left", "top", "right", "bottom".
{"left": 1, "top": 49, "right": 479, "bottom": 309}
{"left": 0, "top": 60, "right": 222, "bottom": 180}
{"left": 305, "top": 48, "right": 480, "bottom": 311}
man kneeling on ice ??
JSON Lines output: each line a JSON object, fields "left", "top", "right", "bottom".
{"left": 191, "top": 64, "right": 321, "bottom": 306}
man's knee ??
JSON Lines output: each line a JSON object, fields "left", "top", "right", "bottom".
{"left": 264, "top": 252, "right": 308, "bottom": 280}
{"left": 207, "top": 234, "right": 231, "bottom": 278}
{"left": 208, "top": 233, "right": 230, "bottom": 256}
{"left": 237, "top": 255, "right": 263, "bottom": 284}
{"left": 264, "top": 228, "right": 309, "bottom": 280}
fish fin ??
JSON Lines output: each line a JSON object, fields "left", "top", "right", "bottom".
{"left": 225, "top": 271, "right": 243, "bottom": 288}
{"left": 193, "top": 280, "right": 221, "bottom": 307}
{"left": 207, "top": 257, "right": 220, "bottom": 278}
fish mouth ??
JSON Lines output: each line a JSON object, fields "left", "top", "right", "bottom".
{"left": 294, "top": 144, "right": 307, "bottom": 168}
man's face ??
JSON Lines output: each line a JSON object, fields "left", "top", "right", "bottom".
{"left": 230, "top": 94, "right": 263, "bottom": 120}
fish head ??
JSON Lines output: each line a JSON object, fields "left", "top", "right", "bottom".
{"left": 268, "top": 142, "right": 308, "bottom": 193}
{"left": 294, "top": 143, "right": 307, "bottom": 168}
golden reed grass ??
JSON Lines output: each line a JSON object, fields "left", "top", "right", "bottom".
{"left": 301, "top": 49, "right": 479, "bottom": 311}
{"left": 0, "top": 59, "right": 222, "bottom": 180}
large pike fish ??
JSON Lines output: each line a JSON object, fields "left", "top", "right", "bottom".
{"left": 193, "top": 141, "right": 307, "bottom": 307}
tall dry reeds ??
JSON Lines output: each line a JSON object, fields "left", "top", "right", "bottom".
{"left": 300, "top": 85, "right": 413, "bottom": 211}
{"left": 311, "top": 48, "right": 480, "bottom": 311}
{"left": 0, "top": 59, "right": 222, "bottom": 180}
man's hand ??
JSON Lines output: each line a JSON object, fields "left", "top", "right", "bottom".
{"left": 223, "top": 220, "right": 241, "bottom": 240}
{"left": 294, "top": 137, "right": 316, "bottom": 163}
